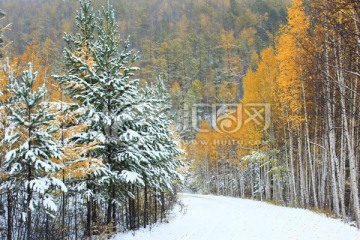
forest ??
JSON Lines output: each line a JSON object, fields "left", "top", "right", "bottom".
{"left": 0, "top": 0, "right": 360, "bottom": 239}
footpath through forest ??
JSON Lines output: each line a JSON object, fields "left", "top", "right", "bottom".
{"left": 112, "top": 193, "right": 360, "bottom": 240}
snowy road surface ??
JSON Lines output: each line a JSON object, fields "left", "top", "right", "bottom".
{"left": 112, "top": 193, "right": 360, "bottom": 240}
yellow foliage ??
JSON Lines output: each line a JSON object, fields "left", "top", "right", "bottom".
{"left": 275, "top": 0, "right": 309, "bottom": 127}
{"left": 50, "top": 102, "right": 104, "bottom": 180}
{"left": 170, "top": 80, "right": 182, "bottom": 96}
{"left": 11, "top": 41, "right": 64, "bottom": 101}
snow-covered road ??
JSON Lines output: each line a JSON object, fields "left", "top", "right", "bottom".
{"left": 112, "top": 193, "right": 360, "bottom": 240}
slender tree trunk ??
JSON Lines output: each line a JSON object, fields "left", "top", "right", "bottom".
{"left": 137, "top": 188, "right": 140, "bottom": 229}
{"left": 320, "top": 132, "right": 328, "bottom": 209}
{"left": 86, "top": 193, "right": 92, "bottom": 237}
{"left": 26, "top": 167, "right": 32, "bottom": 240}
{"left": 160, "top": 191, "right": 165, "bottom": 222}
{"left": 339, "top": 125, "right": 346, "bottom": 217}
{"left": 282, "top": 109, "right": 291, "bottom": 204}
{"left": 61, "top": 183, "right": 66, "bottom": 239}
{"left": 7, "top": 192, "right": 12, "bottom": 240}
{"left": 45, "top": 215, "right": 49, "bottom": 240}
{"left": 288, "top": 125, "right": 297, "bottom": 205}
{"left": 143, "top": 181, "right": 148, "bottom": 228}
{"left": 107, "top": 197, "right": 112, "bottom": 225}
{"left": 265, "top": 164, "right": 271, "bottom": 199}
{"left": 323, "top": 29, "right": 340, "bottom": 216}
{"left": 335, "top": 33, "right": 360, "bottom": 227}
{"left": 74, "top": 194, "right": 78, "bottom": 240}
{"left": 61, "top": 112, "right": 66, "bottom": 240}
{"left": 302, "top": 83, "right": 318, "bottom": 208}
{"left": 112, "top": 201, "right": 116, "bottom": 232}
{"left": 26, "top": 106, "right": 33, "bottom": 240}
{"left": 297, "top": 130, "right": 306, "bottom": 207}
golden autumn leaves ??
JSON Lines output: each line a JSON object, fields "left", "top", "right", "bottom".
{"left": 188, "top": 0, "right": 310, "bottom": 182}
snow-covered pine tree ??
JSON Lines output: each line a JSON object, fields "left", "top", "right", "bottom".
{"left": 107, "top": 76, "right": 185, "bottom": 228}
{"left": 1, "top": 64, "right": 66, "bottom": 240}
{"left": 53, "top": 0, "right": 139, "bottom": 234}
{"left": 51, "top": 101, "right": 106, "bottom": 238}
{"left": 128, "top": 77, "right": 184, "bottom": 226}
{"left": 133, "top": 77, "right": 184, "bottom": 192}
{"left": 54, "top": 0, "right": 184, "bottom": 233}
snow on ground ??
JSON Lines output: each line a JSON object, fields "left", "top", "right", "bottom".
{"left": 112, "top": 193, "right": 360, "bottom": 240}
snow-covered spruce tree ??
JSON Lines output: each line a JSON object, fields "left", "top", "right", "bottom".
{"left": 54, "top": 0, "right": 184, "bottom": 234}
{"left": 116, "top": 77, "right": 184, "bottom": 228}
{"left": 141, "top": 78, "right": 184, "bottom": 190}
{"left": 51, "top": 101, "right": 106, "bottom": 238}
{"left": 1, "top": 64, "right": 66, "bottom": 240}
{"left": 54, "top": 1, "right": 115, "bottom": 236}
{"left": 53, "top": 0, "right": 140, "bottom": 234}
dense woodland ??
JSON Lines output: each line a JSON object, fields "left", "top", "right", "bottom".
{"left": 0, "top": 0, "right": 360, "bottom": 239}
{"left": 190, "top": 0, "right": 360, "bottom": 230}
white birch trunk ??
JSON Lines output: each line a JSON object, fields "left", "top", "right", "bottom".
{"left": 335, "top": 32, "right": 360, "bottom": 227}
{"left": 324, "top": 30, "right": 340, "bottom": 216}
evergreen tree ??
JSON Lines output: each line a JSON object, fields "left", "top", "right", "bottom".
{"left": 1, "top": 64, "right": 66, "bottom": 239}
{"left": 54, "top": 1, "right": 114, "bottom": 235}
{"left": 54, "top": 1, "right": 183, "bottom": 233}
{"left": 138, "top": 77, "right": 184, "bottom": 192}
